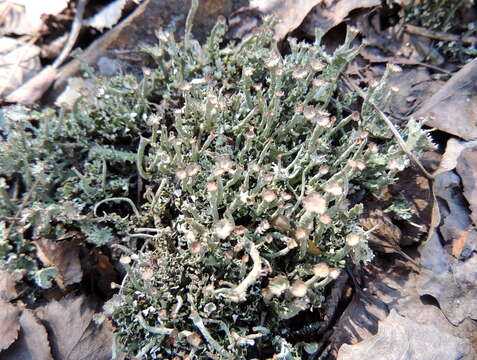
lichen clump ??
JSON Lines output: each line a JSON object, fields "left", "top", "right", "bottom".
{"left": 0, "top": 5, "right": 434, "bottom": 360}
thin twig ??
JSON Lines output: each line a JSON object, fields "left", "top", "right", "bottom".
{"left": 360, "top": 48, "right": 453, "bottom": 75}
{"left": 52, "top": 0, "right": 88, "bottom": 68}
{"left": 343, "top": 75, "right": 433, "bottom": 180}
{"left": 405, "top": 24, "right": 477, "bottom": 46}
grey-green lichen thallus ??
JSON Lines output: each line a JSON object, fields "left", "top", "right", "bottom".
{"left": 0, "top": 0, "right": 434, "bottom": 358}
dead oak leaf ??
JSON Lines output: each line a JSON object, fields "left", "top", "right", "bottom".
{"left": 250, "top": 0, "right": 323, "bottom": 42}
{"left": 0, "top": 37, "right": 41, "bottom": 97}
{"left": 35, "top": 237, "right": 83, "bottom": 289}
{"left": 452, "top": 231, "right": 468, "bottom": 259}
{"left": 0, "top": 270, "right": 18, "bottom": 302}
{"left": 456, "top": 145, "right": 477, "bottom": 227}
{"left": 0, "top": 301, "right": 21, "bottom": 351}
{"left": 337, "top": 309, "right": 471, "bottom": 360}
{"left": 301, "top": 0, "right": 380, "bottom": 37}
{"left": 1, "top": 309, "right": 53, "bottom": 360}
{"left": 413, "top": 58, "right": 477, "bottom": 141}
{"left": 36, "top": 295, "right": 113, "bottom": 360}
{"left": 0, "top": 0, "right": 70, "bottom": 35}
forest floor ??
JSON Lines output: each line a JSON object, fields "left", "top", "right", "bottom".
{"left": 0, "top": 1, "right": 476, "bottom": 359}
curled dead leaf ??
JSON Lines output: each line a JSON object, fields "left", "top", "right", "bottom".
{"left": 0, "top": 37, "right": 41, "bottom": 97}
{"left": 1, "top": 309, "right": 53, "bottom": 360}
{"left": 413, "top": 59, "right": 477, "bottom": 141}
{"left": 35, "top": 237, "right": 83, "bottom": 289}
{"left": 337, "top": 309, "right": 471, "bottom": 360}
{"left": 0, "top": 0, "right": 70, "bottom": 35}
{"left": 0, "top": 301, "right": 21, "bottom": 351}
{"left": 456, "top": 145, "right": 477, "bottom": 226}
{"left": 36, "top": 295, "right": 113, "bottom": 360}
{"left": 0, "top": 270, "right": 18, "bottom": 302}
{"left": 300, "top": 0, "right": 380, "bottom": 37}
{"left": 251, "top": 0, "right": 323, "bottom": 42}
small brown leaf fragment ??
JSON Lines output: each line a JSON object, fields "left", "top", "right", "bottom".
{"left": 35, "top": 237, "right": 83, "bottom": 289}
{"left": 0, "top": 301, "right": 21, "bottom": 351}
{"left": 2, "top": 309, "right": 53, "bottom": 360}
{"left": 456, "top": 145, "right": 477, "bottom": 226}
{"left": 360, "top": 209, "right": 402, "bottom": 246}
{"left": 337, "top": 309, "right": 471, "bottom": 360}
{"left": 37, "top": 295, "right": 113, "bottom": 360}
{"left": 0, "top": 37, "right": 41, "bottom": 97}
{"left": 251, "top": 0, "right": 323, "bottom": 42}
{"left": 452, "top": 231, "right": 468, "bottom": 259}
{"left": 301, "top": 0, "right": 380, "bottom": 37}
{"left": 0, "top": 270, "right": 18, "bottom": 302}
{"left": 413, "top": 58, "right": 477, "bottom": 141}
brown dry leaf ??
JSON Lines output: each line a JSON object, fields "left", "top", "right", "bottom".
{"left": 418, "top": 170, "right": 477, "bottom": 324}
{"left": 37, "top": 295, "right": 114, "bottom": 360}
{"left": 0, "top": 301, "right": 21, "bottom": 351}
{"left": 5, "top": 65, "right": 58, "bottom": 104}
{"left": 419, "top": 232, "right": 477, "bottom": 324}
{"left": 35, "top": 237, "right": 83, "bottom": 289}
{"left": 0, "top": 0, "right": 70, "bottom": 35}
{"left": 452, "top": 231, "right": 468, "bottom": 259}
{"left": 434, "top": 138, "right": 477, "bottom": 176}
{"left": 91, "top": 251, "right": 118, "bottom": 298}
{"left": 361, "top": 209, "right": 402, "bottom": 246}
{"left": 456, "top": 145, "right": 477, "bottom": 226}
{"left": 2, "top": 309, "right": 53, "bottom": 360}
{"left": 300, "top": 0, "right": 380, "bottom": 37}
{"left": 385, "top": 68, "right": 438, "bottom": 118}
{"left": 331, "top": 257, "right": 477, "bottom": 359}
{"left": 0, "top": 37, "right": 41, "bottom": 97}
{"left": 250, "top": 0, "right": 323, "bottom": 42}
{"left": 84, "top": 0, "right": 129, "bottom": 31}
{"left": 337, "top": 309, "right": 471, "bottom": 360}
{"left": 0, "top": 270, "right": 18, "bottom": 302}
{"left": 413, "top": 58, "right": 477, "bottom": 141}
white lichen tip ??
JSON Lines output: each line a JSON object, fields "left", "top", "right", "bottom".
{"left": 186, "top": 163, "right": 201, "bottom": 177}
{"left": 319, "top": 166, "right": 329, "bottom": 175}
{"left": 243, "top": 67, "right": 254, "bottom": 77}
{"left": 187, "top": 332, "right": 202, "bottom": 347}
{"left": 265, "top": 55, "right": 280, "bottom": 69}
{"left": 313, "top": 263, "right": 330, "bottom": 278}
{"left": 346, "top": 232, "right": 362, "bottom": 247}
{"left": 294, "top": 229, "right": 309, "bottom": 241}
{"left": 329, "top": 268, "right": 341, "bottom": 280}
{"left": 303, "top": 106, "right": 316, "bottom": 120}
{"left": 216, "top": 156, "right": 234, "bottom": 172}
{"left": 206, "top": 181, "right": 218, "bottom": 192}
{"left": 290, "top": 280, "right": 308, "bottom": 298}
{"left": 213, "top": 219, "right": 234, "bottom": 240}
{"left": 262, "top": 190, "right": 277, "bottom": 203}
{"left": 175, "top": 168, "right": 188, "bottom": 180}
{"left": 323, "top": 181, "right": 343, "bottom": 197}
{"left": 303, "top": 192, "right": 327, "bottom": 215}
{"left": 267, "top": 275, "right": 290, "bottom": 297}
{"left": 310, "top": 58, "right": 325, "bottom": 72}
{"left": 190, "top": 241, "right": 203, "bottom": 254}
{"left": 292, "top": 66, "right": 309, "bottom": 80}
{"left": 272, "top": 215, "right": 291, "bottom": 233}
